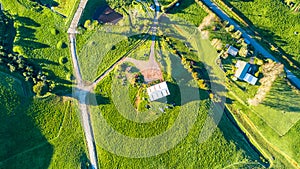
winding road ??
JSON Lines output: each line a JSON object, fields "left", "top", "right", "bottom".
{"left": 202, "top": 0, "right": 300, "bottom": 89}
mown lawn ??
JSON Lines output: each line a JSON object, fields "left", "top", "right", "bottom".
{"left": 0, "top": 74, "right": 87, "bottom": 168}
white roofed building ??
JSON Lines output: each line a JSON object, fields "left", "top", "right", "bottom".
{"left": 147, "top": 81, "right": 170, "bottom": 101}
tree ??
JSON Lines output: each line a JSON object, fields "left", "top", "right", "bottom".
{"left": 7, "top": 63, "right": 16, "bottom": 72}
{"left": 57, "top": 40, "right": 67, "bottom": 49}
{"left": 84, "top": 20, "right": 91, "bottom": 29}
{"left": 13, "top": 46, "right": 24, "bottom": 54}
{"left": 59, "top": 56, "right": 68, "bottom": 65}
{"left": 33, "top": 81, "right": 48, "bottom": 96}
{"left": 192, "top": 72, "right": 199, "bottom": 80}
{"left": 50, "top": 28, "right": 58, "bottom": 35}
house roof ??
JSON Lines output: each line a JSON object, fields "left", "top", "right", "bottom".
{"left": 93, "top": 5, "right": 123, "bottom": 24}
{"left": 243, "top": 73, "right": 258, "bottom": 85}
{"left": 147, "top": 81, "right": 170, "bottom": 101}
{"left": 234, "top": 60, "right": 250, "bottom": 80}
{"left": 227, "top": 46, "right": 239, "bottom": 56}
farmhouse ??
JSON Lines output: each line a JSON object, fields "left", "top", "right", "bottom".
{"left": 93, "top": 5, "right": 123, "bottom": 24}
{"left": 147, "top": 81, "right": 170, "bottom": 101}
{"left": 227, "top": 46, "right": 239, "bottom": 57}
{"left": 234, "top": 60, "right": 258, "bottom": 85}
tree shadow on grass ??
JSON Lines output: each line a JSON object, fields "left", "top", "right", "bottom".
{"left": 0, "top": 88, "right": 53, "bottom": 168}
{"left": 14, "top": 16, "right": 41, "bottom": 27}
{"left": 217, "top": 107, "right": 269, "bottom": 167}
{"left": 262, "top": 78, "right": 300, "bottom": 112}
{"left": 80, "top": 152, "right": 92, "bottom": 169}
{"left": 14, "top": 39, "right": 50, "bottom": 49}
{"left": 16, "top": 26, "right": 38, "bottom": 40}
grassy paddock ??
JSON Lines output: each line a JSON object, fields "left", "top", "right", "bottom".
{"left": 1, "top": 0, "right": 73, "bottom": 88}
{"left": 0, "top": 72, "right": 86, "bottom": 168}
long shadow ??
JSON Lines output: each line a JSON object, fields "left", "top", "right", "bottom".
{"left": 80, "top": 152, "right": 92, "bottom": 169}
{"left": 14, "top": 16, "right": 41, "bottom": 27}
{"left": 33, "top": 0, "right": 59, "bottom": 7}
{"left": 14, "top": 39, "right": 50, "bottom": 49}
{"left": 0, "top": 84, "right": 53, "bottom": 168}
{"left": 262, "top": 78, "right": 300, "bottom": 112}
{"left": 0, "top": 11, "right": 16, "bottom": 53}
{"left": 31, "top": 58, "right": 60, "bottom": 66}
{"left": 217, "top": 105, "right": 269, "bottom": 167}
{"left": 16, "top": 26, "right": 37, "bottom": 40}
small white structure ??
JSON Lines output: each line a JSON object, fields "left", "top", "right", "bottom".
{"left": 227, "top": 46, "right": 239, "bottom": 57}
{"left": 147, "top": 81, "right": 170, "bottom": 101}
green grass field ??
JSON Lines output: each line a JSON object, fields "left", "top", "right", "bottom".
{"left": 89, "top": 64, "right": 265, "bottom": 168}
{"left": 225, "top": 75, "right": 300, "bottom": 167}
{"left": 1, "top": 0, "right": 73, "bottom": 91}
{"left": 53, "top": 0, "right": 79, "bottom": 18}
{"left": 0, "top": 72, "right": 87, "bottom": 168}
{"left": 84, "top": 28, "right": 267, "bottom": 167}
{"left": 165, "top": 0, "right": 208, "bottom": 26}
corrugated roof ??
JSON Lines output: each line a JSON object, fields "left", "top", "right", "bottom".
{"left": 147, "top": 81, "right": 170, "bottom": 101}
{"left": 243, "top": 73, "right": 258, "bottom": 85}
{"left": 227, "top": 46, "right": 239, "bottom": 56}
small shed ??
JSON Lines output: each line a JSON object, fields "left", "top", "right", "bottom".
{"left": 243, "top": 73, "right": 258, "bottom": 85}
{"left": 147, "top": 81, "right": 170, "bottom": 101}
{"left": 227, "top": 46, "right": 239, "bottom": 57}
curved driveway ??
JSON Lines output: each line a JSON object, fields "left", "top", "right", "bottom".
{"left": 201, "top": 0, "right": 300, "bottom": 89}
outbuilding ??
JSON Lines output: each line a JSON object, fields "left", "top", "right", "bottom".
{"left": 227, "top": 46, "right": 239, "bottom": 57}
{"left": 147, "top": 81, "right": 170, "bottom": 101}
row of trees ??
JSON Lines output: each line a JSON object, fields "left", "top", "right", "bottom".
{"left": 162, "top": 35, "right": 209, "bottom": 90}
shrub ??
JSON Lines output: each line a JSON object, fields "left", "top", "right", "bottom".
{"left": 33, "top": 81, "right": 48, "bottom": 96}
{"left": 84, "top": 20, "right": 91, "bottom": 29}
{"left": 13, "top": 46, "right": 24, "bottom": 55}
{"left": 59, "top": 56, "right": 68, "bottom": 65}
{"left": 50, "top": 28, "right": 59, "bottom": 35}
{"left": 66, "top": 72, "right": 74, "bottom": 81}
{"left": 57, "top": 41, "right": 67, "bottom": 49}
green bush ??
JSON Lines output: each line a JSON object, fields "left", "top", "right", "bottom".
{"left": 57, "top": 40, "right": 67, "bottom": 49}
{"left": 50, "top": 28, "right": 59, "bottom": 35}
{"left": 59, "top": 56, "right": 68, "bottom": 65}
{"left": 13, "top": 45, "right": 24, "bottom": 55}
{"left": 33, "top": 81, "right": 48, "bottom": 96}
